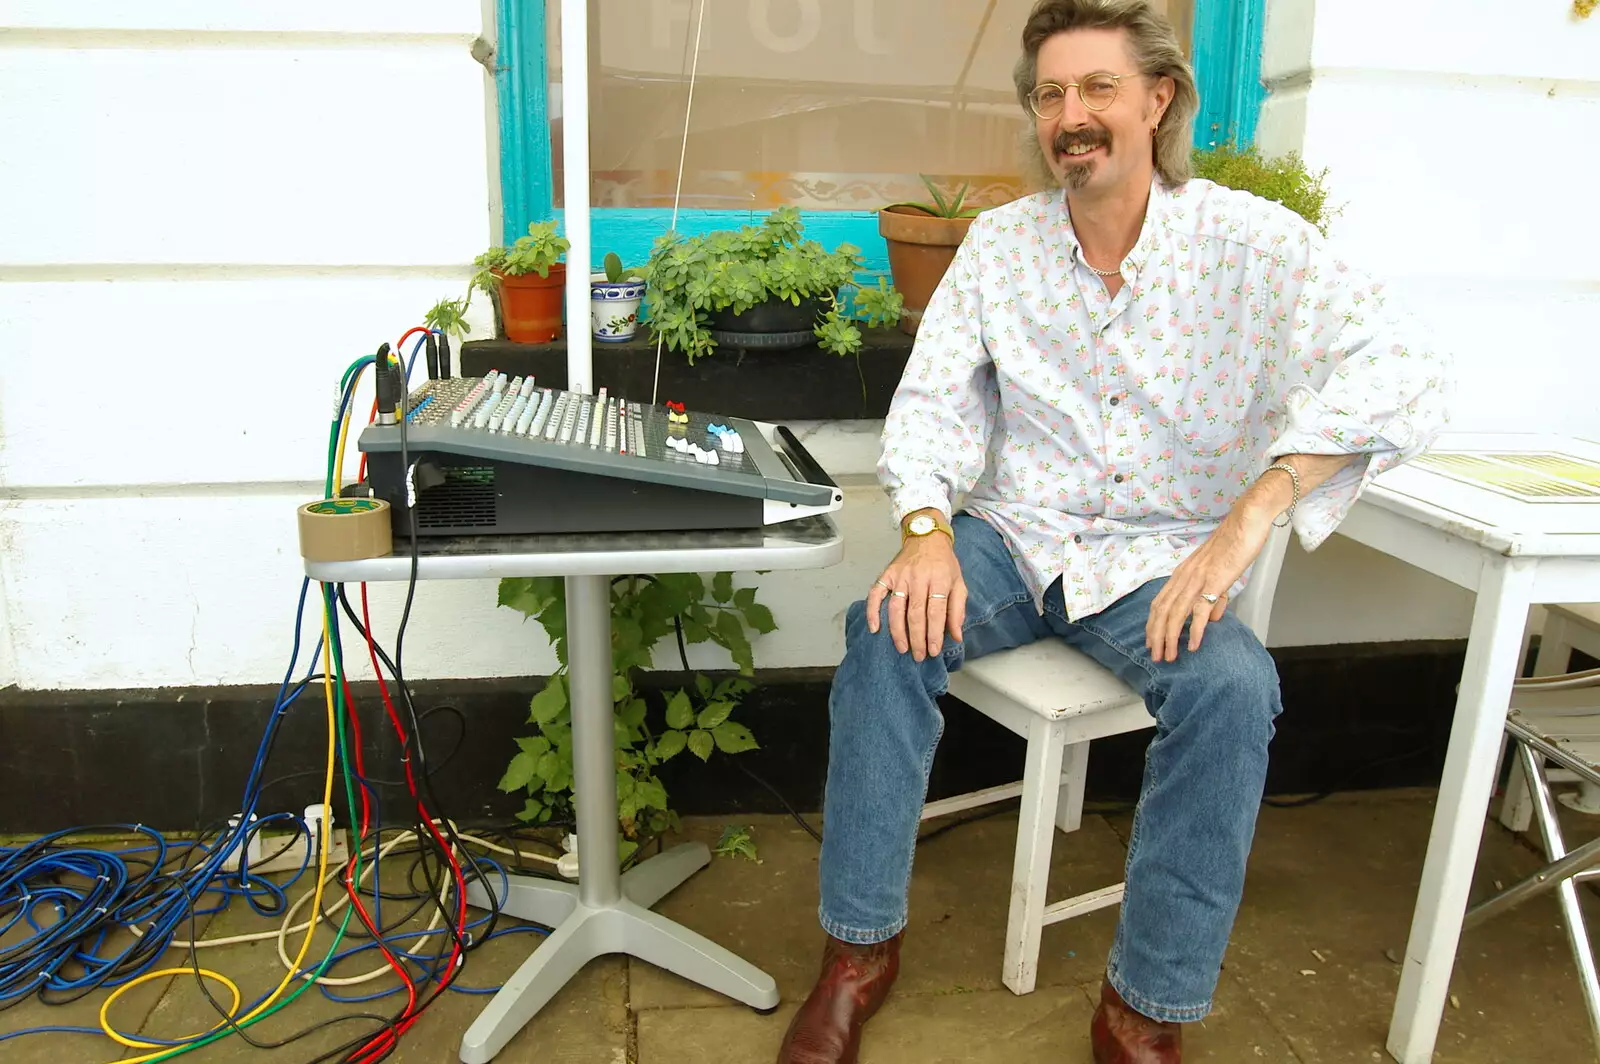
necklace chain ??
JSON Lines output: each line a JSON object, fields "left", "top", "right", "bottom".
{"left": 1078, "top": 250, "right": 1123, "bottom": 277}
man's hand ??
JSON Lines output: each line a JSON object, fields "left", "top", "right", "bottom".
{"left": 1146, "top": 454, "right": 1352, "bottom": 661}
{"left": 867, "top": 528, "right": 967, "bottom": 662}
{"left": 1145, "top": 499, "right": 1276, "bottom": 663}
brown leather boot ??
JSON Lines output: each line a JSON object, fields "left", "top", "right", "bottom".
{"left": 775, "top": 932, "right": 902, "bottom": 1064}
{"left": 1091, "top": 980, "right": 1182, "bottom": 1063}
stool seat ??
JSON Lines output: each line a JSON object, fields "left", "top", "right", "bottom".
{"left": 952, "top": 641, "right": 1143, "bottom": 721}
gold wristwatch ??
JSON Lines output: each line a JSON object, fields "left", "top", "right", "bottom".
{"left": 902, "top": 510, "right": 954, "bottom": 544}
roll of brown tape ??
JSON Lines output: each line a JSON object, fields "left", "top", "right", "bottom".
{"left": 297, "top": 498, "right": 393, "bottom": 562}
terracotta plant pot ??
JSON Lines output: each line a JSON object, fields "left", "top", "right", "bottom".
{"left": 497, "top": 263, "right": 566, "bottom": 343}
{"left": 879, "top": 207, "right": 974, "bottom": 335}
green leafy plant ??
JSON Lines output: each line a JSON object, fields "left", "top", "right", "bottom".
{"left": 1192, "top": 144, "right": 1339, "bottom": 235}
{"left": 472, "top": 220, "right": 572, "bottom": 293}
{"left": 496, "top": 572, "right": 777, "bottom": 860}
{"left": 602, "top": 251, "right": 643, "bottom": 283}
{"left": 642, "top": 206, "right": 903, "bottom": 365}
{"left": 423, "top": 296, "right": 471, "bottom": 340}
{"left": 713, "top": 825, "right": 761, "bottom": 863}
{"left": 883, "top": 174, "right": 987, "bottom": 219}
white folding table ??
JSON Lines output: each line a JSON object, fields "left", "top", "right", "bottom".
{"left": 304, "top": 515, "right": 843, "bottom": 1063}
{"left": 1330, "top": 432, "right": 1600, "bottom": 1062}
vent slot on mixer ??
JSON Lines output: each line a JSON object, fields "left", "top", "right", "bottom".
{"left": 416, "top": 466, "right": 497, "bottom": 529}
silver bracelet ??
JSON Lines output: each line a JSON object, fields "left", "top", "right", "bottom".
{"left": 1264, "top": 462, "right": 1301, "bottom": 527}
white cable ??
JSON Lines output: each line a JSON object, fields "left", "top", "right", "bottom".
{"left": 132, "top": 826, "right": 559, "bottom": 990}
{"left": 651, "top": 0, "right": 708, "bottom": 407}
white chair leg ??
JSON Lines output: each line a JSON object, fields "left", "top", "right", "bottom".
{"left": 1055, "top": 741, "right": 1089, "bottom": 834}
{"left": 1003, "top": 718, "right": 1066, "bottom": 996}
{"left": 1500, "top": 619, "right": 1576, "bottom": 832}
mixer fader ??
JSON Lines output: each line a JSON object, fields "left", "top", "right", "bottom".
{"left": 356, "top": 371, "right": 843, "bottom": 537}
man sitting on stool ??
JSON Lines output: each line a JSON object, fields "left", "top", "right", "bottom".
{"left": 776, "top": 1, "right": 1451, "bottom": 1062}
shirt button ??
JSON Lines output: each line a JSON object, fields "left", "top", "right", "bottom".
{"left": 1109, "top": 396, "right": 1120, "bottom": 406}
{"left": 1114, "top": 474, "right": 1125, "bottom": 483}
{"left": 1073, "top": 534, "right": 1083, "bottom": 544}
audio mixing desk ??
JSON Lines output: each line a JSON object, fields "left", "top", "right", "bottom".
{"left": 305, "top": 377, "right": 845, "bottom": 1063}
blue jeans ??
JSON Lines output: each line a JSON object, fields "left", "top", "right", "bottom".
{"left": 819, "top": 514, "right": 1282, "bottom": 1023}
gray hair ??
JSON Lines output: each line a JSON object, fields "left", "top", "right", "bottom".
{"left": 1013, "top": 0, "right": 1200, "bottom": 188}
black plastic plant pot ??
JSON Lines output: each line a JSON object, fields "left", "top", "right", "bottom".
{"left": 707, "top": 295, "right": 826, "bottom": 351}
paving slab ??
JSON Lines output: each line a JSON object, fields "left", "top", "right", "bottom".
{"left": 628, "top": 809, "right": 1129, "bottom": 1012}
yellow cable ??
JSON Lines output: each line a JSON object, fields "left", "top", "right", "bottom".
{"left": 333, "top": 363, "right": 368, "bottom": 494}
{"left": 97, "top": 969, "right": 241, "bottom": 1050}
{"left": 101, "top": 594, "right": 341, "bottom": 1061}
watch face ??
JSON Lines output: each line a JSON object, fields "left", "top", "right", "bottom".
{"left": 910, "top": 515, "right": 934, "bottom": 535}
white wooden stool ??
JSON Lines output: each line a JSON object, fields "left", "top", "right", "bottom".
{"left": 923, "top": 525, "right": 1292, "bottom": 995}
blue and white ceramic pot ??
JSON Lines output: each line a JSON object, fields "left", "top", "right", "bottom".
{"left": 590, "top": 273, "right": 645, "bottom": 342}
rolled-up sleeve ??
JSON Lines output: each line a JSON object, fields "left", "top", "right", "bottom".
{"left": 878, "top": 217, "right": 999, "bottom": 525}
{"left": 1265, "top": 238, "right": 1453, "bottom": 549}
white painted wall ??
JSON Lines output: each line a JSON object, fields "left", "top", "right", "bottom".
{"left": 1, "top": 1, "right": 1591, "bottom": 691}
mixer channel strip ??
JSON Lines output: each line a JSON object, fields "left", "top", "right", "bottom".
{"left": 403, "top": 374, "right": 653, "bottom": 456}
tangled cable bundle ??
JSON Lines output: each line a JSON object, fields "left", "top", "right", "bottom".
{"left": 0, "top": 334, "right": 567, "bottom": 1063}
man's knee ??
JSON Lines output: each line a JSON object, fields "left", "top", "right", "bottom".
{"left": 1164, "top": 623, "right": 1281, "bottom": 739}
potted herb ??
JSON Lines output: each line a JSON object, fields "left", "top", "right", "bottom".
{"left": 591, "top": 252, "right": 646, "bottom": 343}
{"left": 879, "top": 176, "right": 986, "bottom": 335}
{"left": 472, "top": 221, "right": 571, "bottom": 343}
{"left": 643, "top": 207, "right": 903, "bottom": 365}
{"left": 423, "top": 296, "right": 471, "bottom": 342}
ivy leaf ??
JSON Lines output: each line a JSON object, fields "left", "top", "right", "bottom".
{"left": 498, "top": 577, "right": 558, "bottom": 618}
{"left": 516, "top": 796, "right": 544, "bottom": 823}
{"left": 538, "top": 750, "right": 572, "bottom": 792}
{"left": 688, "top": 729, "right": 715, "bottom": 761}
{"left": 529, "top": 676, "right": 568, "bottom": 725}
{"left": 617, "top": 769, "right": 637, "bottom": 801}
{"left": 514, "top": 736, "right": 551, "bottom": 758}
{"left": 712, "top": 572, "right": 734, "bottom": 603}
{"left": 653, "top": 729, "right": 687, "bottom": 761}
{"left": 636, "top": 777, "right": 669, "bottom": 811}
{"left": 716, "top": 677, "right": 756, "bottom": 699}
{"left": 695, "top": 674, "right": 714, "bottom": 699}
{"left": 733, "top": 587, "right": 757, "bottom": 609}
{"left": 697, "top": 700, "right": 734, "bottom": 730}
{"left": 612, "top": 673, "right": 632, "bottom": 703}
{"left": 681, "top": 616, "right": 711, "bottom": 644}
{"left": 498, "top": 752, "right": 540, "bottom": 792}
{"left": 665, "top": 690, "right": 695, "bottom": 730}
{"left": 621, "top": 698, "right": 648, "bottom": 730}
{"left": 713, "top": 721, "right": 759, "bottom": 754}
{"left": 716, "top": 609, "right": 755, "bottom": 675}
{"left": 740, "top": 601, "right": 777, "bottom": 634}
{"left": 619, "top": 838, "right": 639, "bottom": 863}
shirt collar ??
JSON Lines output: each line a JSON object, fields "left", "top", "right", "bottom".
{"left": 1057, "top": 174, "right": 1172, "bottom": 277}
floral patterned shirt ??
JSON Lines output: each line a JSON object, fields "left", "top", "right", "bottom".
{"left": 879, "top": 176, "right": 1452, "bottom": 619}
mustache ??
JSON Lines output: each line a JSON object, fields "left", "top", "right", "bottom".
{"left": 1054, "top": 130, "right": 1108, "bottom": 155}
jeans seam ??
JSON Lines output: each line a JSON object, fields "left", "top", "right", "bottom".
{"left": 1077, "top": 619, "right": 1168, "bottom": 704}
{"left": 1105, "top": 964, "right": 1211, "bottom": 1023}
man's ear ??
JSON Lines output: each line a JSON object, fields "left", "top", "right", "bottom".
{"left": 1151, "top": 74, "right": 1176, "bottom": 122}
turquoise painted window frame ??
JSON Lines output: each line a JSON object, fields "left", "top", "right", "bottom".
{"left": 495, "top": 0, "right": 1265, "bottom": 273}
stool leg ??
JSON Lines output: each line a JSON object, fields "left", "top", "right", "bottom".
{"left": 1055, "top": 741, "right": 1089, "bottom": 834}
{"left": 1003, "top": 719, "right": 1066, "bottom": 996}
{"left": 1518, "top": 741, "right": 1600, "bottom": 1052}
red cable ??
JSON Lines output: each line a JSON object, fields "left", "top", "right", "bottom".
{"left": 335, "top": 668, "right": 420, "bottom": 1017}
{"left": 343, "top": 585, "right": 471, "bottom": 1063}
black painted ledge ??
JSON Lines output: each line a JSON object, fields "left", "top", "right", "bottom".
{"left": 460, "top": 326, "right": 913, "bottom": 422}
{"left": 0, "top": 640, "right": 1488, "bottom": 835}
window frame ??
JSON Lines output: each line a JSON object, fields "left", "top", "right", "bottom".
{"left": 495, "top": 0, "right": 1266, "bottom": 273}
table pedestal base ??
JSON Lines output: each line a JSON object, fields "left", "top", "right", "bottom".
{"left": 458, "top": 841, "right": 779, "bottom": 1063}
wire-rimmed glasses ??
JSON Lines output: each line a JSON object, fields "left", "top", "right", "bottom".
{"left": 1026, "top": 73, "right": 1125, "bottom": 119}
